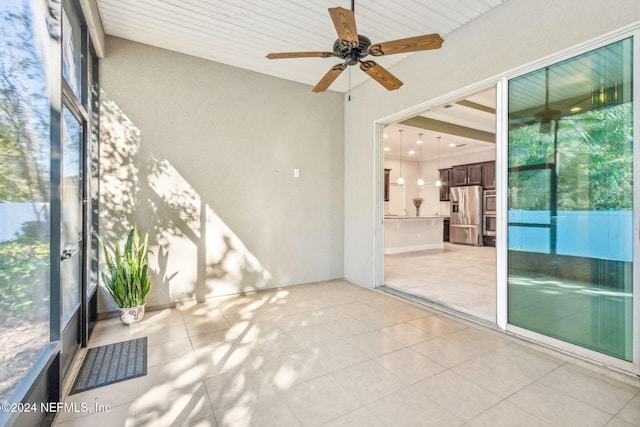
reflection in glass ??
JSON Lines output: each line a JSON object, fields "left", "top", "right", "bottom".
{"left": 61, "top": 107, "right": 83, "bottom": 325}
{"left": 508, "top": 39, "right": 633, "bottom": 360}
{"left": 88, "top": 50, "right": 99, "bottom": 296}
{"left": 63, "top": 3, "right": 82, "bottom": 100}
{"left": 0, "top": 0, "right": 52, "bottom": 402}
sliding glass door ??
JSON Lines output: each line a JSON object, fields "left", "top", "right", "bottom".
{"left": 507, "top": 38, "right": 634, "bottom": 360}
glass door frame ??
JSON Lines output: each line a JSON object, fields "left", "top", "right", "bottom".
{"left": 59, "top": 85, "right": 87, "bottom": 377}
{"left": 374, "top": 25, "right": 640, "bottom": 376}
{"left": 497, "top": 28, "right": 640, "bottom": 374}
{"left": 57, "top": 0, "right": 96, "bottom": 387}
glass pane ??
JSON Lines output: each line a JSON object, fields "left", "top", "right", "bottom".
{"left": 62, "top": 3, "right": 82, "bottom": 99}
{"left": 61, "top": 107, "right": 83, "bottom": 324}
{"left": 88, "top": 51, "right": 99, "bottom": 296}
{"left": 0, "top": 0, "right": 51, "bottom": 402}
{"left": 508, "top": 39, "right": 633, "bottom": 360}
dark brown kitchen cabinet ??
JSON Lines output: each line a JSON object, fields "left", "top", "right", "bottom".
{"left": 468, "top": 163, "right": 483, "bottom": 185}
{"left": 482, "top": 161, "right": 495, "bottom": 190}
{"left": 452, "top": 166, "right": 468, "bottom": 186}
{"left": 443, "top": 218, "right": 450, "bottom": 242}
{"left": 384, "top": 169, "right": 391, "bottom": 202}
{"left": 452, "top": 163, "right": 482, "bottom": 186}
{"left": 439, "top": 168, "right": 451, "bottom": 201}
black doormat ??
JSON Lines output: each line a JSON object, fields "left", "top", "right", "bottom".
{"left": 70, "top": 337, "right": 147, "bottom": 395}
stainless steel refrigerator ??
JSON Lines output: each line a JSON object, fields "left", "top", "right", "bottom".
{"left": 450, "top": 185, "right": 483, "bottom": 246}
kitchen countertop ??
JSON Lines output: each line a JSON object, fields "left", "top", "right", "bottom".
{"left": 384, "top": 214, "right": 446, "bottom": 253}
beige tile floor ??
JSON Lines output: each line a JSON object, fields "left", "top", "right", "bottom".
{"left": 53, "top": 280, "right": 640, "bottom": 427}
{"left": 384, "top": 243, "right": 497, "bottom": 321}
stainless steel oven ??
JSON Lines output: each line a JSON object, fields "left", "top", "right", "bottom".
{"left": 483, "top": 190, "right": 496, "bottom": 215}
{"left": 483, "top": 190, "right": 496, "bottom": 237}
{"left": 483, "top": 214, "right": 496, "bottom": 236}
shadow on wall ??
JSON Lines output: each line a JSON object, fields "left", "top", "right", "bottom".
{"left": 99, "top": 91, "right": 272, "bottom": 313}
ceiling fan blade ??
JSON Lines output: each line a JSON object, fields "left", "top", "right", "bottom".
{"left": 359, "top": 61, "right": 403, "bottom": 91}
{"left": 369, "top": 34, "right": 443, "bottom": 56}
{"left": 328, "top": 7, "right": 359, "bottom": 47}
{"left": 266, "top": 51, "right": 335, "bottom": 59}
{"left": 313, "top": 63, "right": 347, "bottom": 93}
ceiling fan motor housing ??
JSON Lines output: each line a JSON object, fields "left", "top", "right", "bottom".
{"left": 266, "top": 7, "right": 443, "bottom": 92}
{"left": 333, "top": 35, "right": 372, "bottom": 66}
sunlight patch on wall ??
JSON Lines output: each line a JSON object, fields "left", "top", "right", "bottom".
{"left": 147, "top": 159, "right": 272, "bottom": 301}
{"left": 99, "top": 91, "right": 272, "bottom": 312}
{"left": 99, "top": 94, "right": 141, "bottom": 242}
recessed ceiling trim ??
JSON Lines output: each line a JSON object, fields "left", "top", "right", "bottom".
{"left": 399, "top": 116, "right": 496, "bottom": 143}
{"left": 456, "top": 99, "right": 496, "bottom": 114}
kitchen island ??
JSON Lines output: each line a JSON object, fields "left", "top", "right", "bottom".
{"left": 384, "top": 216, "right": 445, "bottom": 254}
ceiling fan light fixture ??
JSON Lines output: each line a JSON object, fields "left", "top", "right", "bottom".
{"left": 265, "top": 5, "right": 443, "bottom": 92}
{"left": 535, "top": 67, "right": 561, "bottom": 134}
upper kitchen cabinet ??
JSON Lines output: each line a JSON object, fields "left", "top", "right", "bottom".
{"left": 452, "top": 163, "right": 482, "bottom": 186}
{"left": 439, "top": 168, "right": 451, "bottom": 201}
{"left": 482, "top": 161, "right": 495, "bottom": 190}
{"left": 452, "top": 165, "right": 466, "bottom": 186}
{"left": 468, "top": 163, "right": 483, "bottom": 185}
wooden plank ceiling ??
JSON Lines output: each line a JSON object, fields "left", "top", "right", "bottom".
{"left": 96, "top": 0, "right": 508, "bottom": 93}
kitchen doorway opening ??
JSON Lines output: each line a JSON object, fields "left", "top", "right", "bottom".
{"left": 380, "top": 86, "right": 498, "bottom": 323}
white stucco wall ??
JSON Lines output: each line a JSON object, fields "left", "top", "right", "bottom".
{"left": 344, "top": 0, "right": 640, "bottom": 287}
{"left": 99, "top": 37, "right": 344, "bottom": 314}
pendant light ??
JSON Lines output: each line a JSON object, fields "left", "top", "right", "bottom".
{"left": 535, "top": 67, "right": 561, "bottom": 134}
{"left": 435, "top": 136, "right": 442, "bottom": 187}
{"left": 417, "top": 133, "right": 424, "bottom": 186}
{"left": 397, "top": 129, "right": 405, "bottom": 185}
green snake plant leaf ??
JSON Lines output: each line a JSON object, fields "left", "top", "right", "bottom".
{"left": 96, "top": 226, "right": 153, "bottom": 308}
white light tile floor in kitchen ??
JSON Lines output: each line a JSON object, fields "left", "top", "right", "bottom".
{"left": 384, "top": 243, "right": 497, "bottom": 321}
{"left": 53, "top": 280, "right": 640, "bottom": 427}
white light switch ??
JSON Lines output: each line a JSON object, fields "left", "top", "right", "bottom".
{"left": 293, "top": 168, "right": 300, "bottom": 178}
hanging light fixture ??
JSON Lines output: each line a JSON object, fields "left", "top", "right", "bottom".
{"left": 435, "top": 136, "right": 442, "bottom": 187}
{"left": 417, "top": 133, "right": 424, "bottom": 186}
{"left": 397, "top": 129, "right": 405, "bottom": 185}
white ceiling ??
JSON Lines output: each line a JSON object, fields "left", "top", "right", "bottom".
{"left": 385, "top": 87, "right": 496, "bottom": 161}
{"left": 96, "top": 0, "right": 509, "bottom": 93}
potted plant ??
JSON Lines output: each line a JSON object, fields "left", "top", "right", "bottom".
{"left": 97, "top": 226, "right": 151, "bottom": 325}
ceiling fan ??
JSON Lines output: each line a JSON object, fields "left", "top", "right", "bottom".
{"left": 266, "top": 4, "right": 444, "bottom": 93}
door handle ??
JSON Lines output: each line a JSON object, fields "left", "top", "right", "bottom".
{"left": 61, "top": 248, "right": 78, "bottom": 261}
{"left": 60, "top": 242, "right": 80, "bottom": 261}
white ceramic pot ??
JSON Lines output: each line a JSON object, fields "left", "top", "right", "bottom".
{"left": 118, "top": 303, "right": 146, "bottom": 325}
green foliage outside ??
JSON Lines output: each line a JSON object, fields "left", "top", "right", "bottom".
{"left": 508, "top": 103, "right": 633, "bottom": 211}
{"left": 0, "top": 222, "right": 49, "bottom": 322}
{"left": 0, "top": 126, "right": 30, "bottom": 201}
{"left": 0, "top": 9, "right": 50, "bottom": 322}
